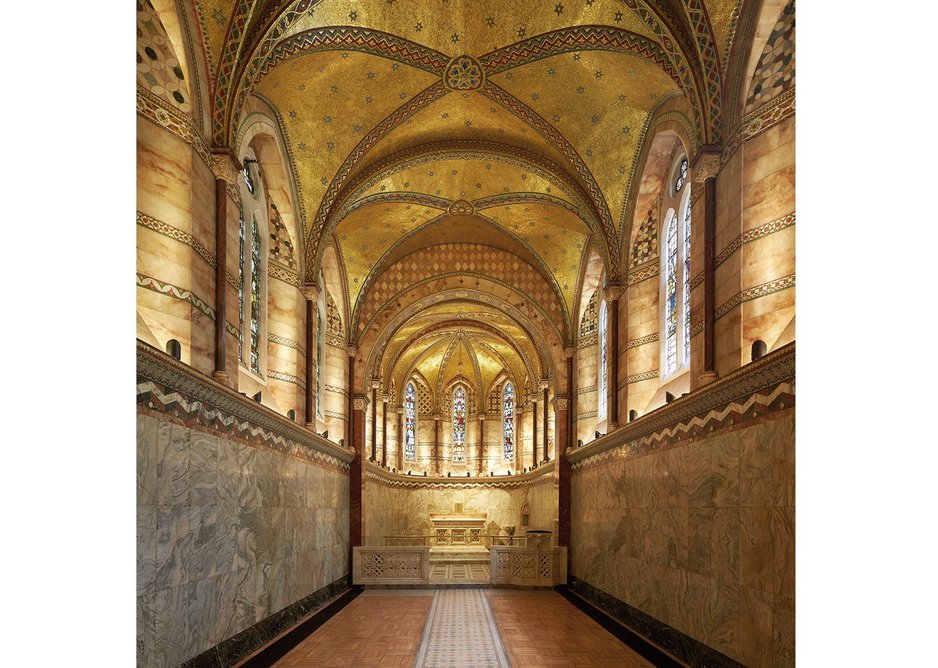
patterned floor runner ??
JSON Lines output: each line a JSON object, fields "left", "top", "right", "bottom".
{"left": 413, "top": 589, "right": 510, "bottom": 668}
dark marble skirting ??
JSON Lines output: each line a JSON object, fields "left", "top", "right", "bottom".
{"left": 566, "top": 578, "right": 745, "bottom": 668}
{"left": 179, "top": 576, "right": 350, "bottom": 668}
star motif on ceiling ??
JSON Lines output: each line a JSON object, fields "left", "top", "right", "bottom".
{"left": 555, "top": 3, "right": 564, "bottom": 15}
{"left": 348, "top": 11, "right": 358, "bottom": 20}
{"left": 618, "top": 165, "right": 626, "bottom": 174}
{"left": 353, "top": 124, "right": 362, "bottom": 133}
{"left": 320, "top": 177, "right": 328, "bottom": 185}
{"left": 621, "top": 127, "right": 631, "bottom": 134}
{"left": 451, "top": 33, "right": 460, "bottom": 43}
{"left": 323, "top": 115, "right": 332, "bottom": 123}
{"left": 403, "top": 182, "right": 410, "bottom": 188}
{"left": 573, "top": 53, "right": 581, "bottom": 61}
{"left": 585, "top": 0, "right": 594, "bottom": 5}
{"left": 365, "top": 95, "right": 373, "bottom": 103}
{"left": 531, "top": 93, "right": 540, "bottom": 100}
{"left": 576, "top": 86, "right": 585, "bottom": 94}
{"left": 414, "top": 22, "right": 422, "bottom": 31}
{"left": 465, "top": 120, "right": 473, "bottom": 127}
{"left": 367, "top": 72, "right": 375, "bottom": 79}
{"left": 591, "top": 114, "right": 599, "bottom": 123}
{"left": 298, "top": 142, "right": 306, "bottom": 150}
{"left": 486, "top": 16, "right": 495, "bottom": 27}
{"left": 517, "top": 26, "right": 526, "bottom": 38}
{"left": 441, "top": 112, "right": 448, "bottom": 119}
{"left": 330, "top": 84, "right": 338, "bottom": 93}
{"left": 614, "top": 10, "right": 623, "bottom": 22}
{"left": 505, "top": 72, "right": 513, "bottom": 79}
{"left": 429, "top": 171, "right": 435, "bottom": 176}
{"left": 551, "top": 114, "right": 560, "bottom": 122}
{"left": 617, "top": 94, "right": 626, "bottom": 102}
{"left": 391, "top": 63, "right": 400, "bottom": 70}
{"left": 326, "top": 140, "right": 335, "bottom": 150}
{"left": 288, "top": 110, "right": 297, "bottom": 119}
{"left": 341, "top": 53, "right": 350, "bottom": 59}
{"left": 594, "top": 70, "right": 603, "bottom": 79}
{"left": 585, "top": 148, "right": 593, "bottom": 157}
{"left": 399, "top": 91, "right": 407, "bottom": 99}
{"left": 548, "top": 67, "right": 556, "bottom": 76}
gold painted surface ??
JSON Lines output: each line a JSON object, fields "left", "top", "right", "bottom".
{"left": 284, "top": 0, "right": 658, "bottom": 58}
{"left": 352, "top": 90, "right": 574, "bottom": 181}
{"left": 482, "top": 202, "right": 588, "bottom": 308}
{"left": 254, "top": 49, "right": 439, "bottom": 228}
{"left": 334, "top": 202, "right": 444, "bottom": 306}
{"left": 195, "top": 0, "right": 233, "bottom": 74}
{"left": 489, "top": 52, "right": 679, "bottom": 232}
{"left": 705, "top": 0, "right": 742, "bottom": 63}
{"left": 414, "top": 338, "right": 452, "bottom": 389}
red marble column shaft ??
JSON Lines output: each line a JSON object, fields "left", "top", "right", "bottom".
{"left": 542, "top": 385, "right": 549, "bottom": 462}
{"left": 212, "top": 177, "right": 228, "bottom": 380}
{"left": 531, "top": 399, "right": 538, "bottom": 470}
{"left": 304, "top": 296, "right": 315, "bottom": 426}
{"left": 348, "top": 353, "right": 363, "bottom": 577}
{"left": 381, "top": 398, "right": 388, "bottom": 467}
{"left": 703, "top": 175, "right": 717, "bottom": 375}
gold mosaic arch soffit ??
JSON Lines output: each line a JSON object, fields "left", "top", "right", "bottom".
{"left": 361, "top": 290, "right": 560, "bottom": 393}
{"left": 348, "top": 215, "right": 573, "bottom": 333}
{"left": 382, "top": 320, "right": 536, "bottom": 401}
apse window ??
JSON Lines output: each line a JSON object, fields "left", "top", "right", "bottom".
{"left": 598, "top": 299, "right": 608, "bottom": 420}
{"left": 503, "top": 382, "right": 515, "bottom": 461}
{"left": 404, "top": 382, "right": 416, "bottom": 462}
{"left": 673, "top": 156, "right": 688, "bottom": 194}
{"left": 661, "top": 179, "right": 692, "bottom": 378}
{"left": 452, "top": 385, "right": 467, "bottom": 463}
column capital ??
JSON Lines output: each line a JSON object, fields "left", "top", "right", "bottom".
{"left": 352, "top": 394, "right": 369, "bottom": 410}
{"left": 346, "top": 344, "right": 358, "bottom": 357}
{"left": 210, "top": 148, "right": 241, "bottom": 183}
{"left": 552, "top": 395, "right": 569, "bottom": 410}
{"left": 539, "top": 379, "right": 550, "bottom": 391}
{"left": 564, "top": 346, "right": 576, "bottom": 358}
{"left": 371, "top": 378, "right": 382, "bottom": 390}
{"left": 691, "top": 144, "right": 722, "bottom": 183}
{"left": 603, "top": 282, "right": 625, "bottom": 301}
{"left": 301, "top": 283, "right": 320, "bottom": 302}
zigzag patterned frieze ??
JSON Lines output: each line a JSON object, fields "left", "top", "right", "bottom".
{"left": 136, "top": 341, "right": 353, "bottom": 469}
{"left": 715, "top": 273, "right": 795, "bottom": 321}
{"left": 136, "top": 212, "right": 215, "bottom": 269}
{"left": 568, "top": 342, "right": 795, "bottom": 467}
{"left": 268, "top": 332, "right": 305, "bottom": 355}
{"left": 137, "top": 87, "right": 212, "bottom": 169}
{"left": 137, "top": 273, "right": 215, "bottom": 320}
{"left": 479, "top": 26, "right": 679, "bottom": 85}
{"left": 715, "top": 212, "right": 796, "bottom": 268}
{"left": 723, "top": 88, "right": 795, "bottom": 163}
{"left": 627, "top": 370, "right": 659, "bottom": 384}
{"left": 268, "top": 369, "right": 306, "bottom": 388}
{"left": 627, "top": 260, "right": 659, "bottom": 285}
{"left": 366, "top": 461, "right": 555, "bottom": 489}
{"left": 627, "top": 332, "right": 659, "bottom": 349}
{"left": 269, "top": 261, "right": 300, "bottom": 287}
{"left": 571, "top": 381, "right": 794, "bottom": 474}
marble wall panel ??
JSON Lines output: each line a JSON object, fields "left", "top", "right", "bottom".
{"left": 570, "top": 411, "right": 794, "bottom": 667}
{"left": 137, "top": 412, "right": 349, "bottom": 667}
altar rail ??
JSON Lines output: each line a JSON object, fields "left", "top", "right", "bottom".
{"left": 490, "top": 546, "right": 567, "bottom": 586}
{"left": 352, "top": 546, "right": 431, "bottom": 585}
{"left": 384, "top": 534, "right": 528, "bottom": 547}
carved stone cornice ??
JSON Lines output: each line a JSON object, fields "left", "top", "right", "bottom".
{"left": 568, "top": 343, "right": 795, "bottom": 466}
{"left": 564, "top": 346, "right": 576, "bottom": 358}
{"left": 136, "top": 340, "right": 354, "bottom": 465}
{"left": 365, "top": 460, "right": 555, "bottom": 488}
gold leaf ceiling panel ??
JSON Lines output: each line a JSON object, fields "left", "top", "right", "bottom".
{"left": 254, "top": 49, "right": 440, "bottom": 223}
{"left": 284, "top": 0, "right": 659, "bottom": 59}
{"left": 488, "top": 51, "right": 680, "bottom": 233}
{"left": 704, "top": 0, "right": 743, "bottom": 65}
{"left": 413, "top": 338, "right": 449, "bottom": 390}
{"left": 194, "top": 0, "right": 233, "bottom": 74}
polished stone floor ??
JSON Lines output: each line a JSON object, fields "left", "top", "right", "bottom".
{"left": 273, "top": 589, "right": 655, "bottom": 667}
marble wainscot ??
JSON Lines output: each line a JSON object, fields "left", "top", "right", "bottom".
{"left": 136, "top": 341, "right": 354, "bottom": 667}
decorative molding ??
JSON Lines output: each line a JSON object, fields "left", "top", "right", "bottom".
{"left": 569, "top": 343, "right": 795, "bottom": 469}
{"left": 136, "top": 86, "right": 211, "bottom": 168}
{"left": 553, "top": 397, "right": 569, "bottom": 411}
{"left": 715, "top": 235, "right": 742, "bottom": 268}
{"left": 136, "top": 341, "right": 353, "bottom": 468}
{"left": 627, "top": 333, "right": 659, "bottom": 349}
{"left": 268, "top": 332, "right": 305, "bottom": 356}
{"left": 577, "top": 410, "right": 598, "bottom": 421}
{"left": 267, "top": 369, "right": 306, "bottom": 389}
{"left": 576, "top": 385, "right": 597, "bottom": 396}
{"left": 325, "top": 385, "right": 349, "bottom": 398}
{"left": 690, "top": 271, "right": 705, "bottom": 290}
{"left": 577, "top": 334, "right": 598, "bottom": 349}
{"left": 715, "top": 273, "right": 796, "bottom": 321}
{"left": 136, "top": 212, "right": 215, "bottom": 268}
{"left": 365, "top": 461, "right": 555, "bottom": 489}
{"left": 268, "top": 260, "right": 300, "bottom": 287}
{"left": 326, "top": 334, "right": 346, "bottom": 349}
{"left": 716, "top": 212, "right": 796, "bottom": 268}
{"left": 722, "top": 87, "right": 795, "bottom": 164}
{"left": 627, "top": 261, "right": 659, "bottom": 286}
{"left": 627, "top": 370, "right": 659, "bottom": 384}
{"left": 714, "top": 292, "right": 743, "bottom": 320}
{"left": 324, "top": 410, "right": 348, "bottom": 422}
{"left": 137, "top": 272, "right": 214, "bottom": 320}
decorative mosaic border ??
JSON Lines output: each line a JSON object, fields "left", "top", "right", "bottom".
{"left": 365, "top": 461, "right": 555, "bottom": 489}
{"left": 722, "top": 87, "right": 795, "bottom": 164}
{"left": 577, "top": 334, "right": 598, "bottom": 349}
{"left": 627, "top": 261, "right": 659, "bottom": 286}
{"left": 137, "top": 272, "right": 214, "bottom": 319}
{"left": 627, "top": 370, "right": 659, "bottom": 384}
{"left": 569, "top": 342, "right": 794, "bottom": 470}
{"left": 715, "top": 273, "right": 796, "bottom": 321}
{"left": 268, "top": 369, "right": 306, "bottom": 389}
{"left": 269, "top": 260, "right": 300, "bottom": 287}
{"left": 627, "top": 333, "right": 659, "bottom": 349}
{"left": 268, "top": 332, "right": 305, "bottom": 355}
{"left": 690, "top": 270, "right": 705, "bottom": 290}
{"left": 137, "top": 86, "right": 211, "bottom": 169}
{"left": 576, "top": 385, "right": 598, "bottom": 396}
{"left": 577, "top": 410, "right": 598, "bottom": 421}
{"left": 136, "top": 211, "right": 215, "bottom": 268}
{"left": 325, "top": 385, "right": 349, "bottom": 398}
{"left": 716, "top": 212, "right": 795, "bottom": 268}
{"left": 136, "top": 341, "right": 353, "bottom": 470}
{"left": 324, "top": 410, "right": 348, "bottom": 423}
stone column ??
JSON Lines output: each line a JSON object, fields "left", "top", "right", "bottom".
{"left": 693, "top": 147, "right": 721, "bottom": 386}
{"left": 302, "top": 284, "right": 320, "bottom": 429}
{"left": 554, "top": 395, "right": 570, "bottom": 552}
{"left": 398, "top": 406, "right": 405, "bottom": 471}
{"left": 478, "top": 414, "right": 486, "bottom": 475}
{"left": 210, "top": 151, "right": 239, "bottom": 383}
{"left": 348, "top": 347, "right": 364, "bottom": 575}
{"left": 370, "top": 380, "right": 379, "bottom": 462}
{"left": 531, "top": 396, "right": 538, "bottom": 470}
{"left": 381, "top": 393, "right": 389, "bottom": 468}
{"left": 433, "top": 415, "right": 441, "bottom": 475}
{"left": 541, "top": 381, "right": 550, "bottom": 462}
{"left": 605, "top": 283, "right": 623, "bottom": 429}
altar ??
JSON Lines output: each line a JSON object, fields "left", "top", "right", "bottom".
{"left": 429, "top": 512, "right": 487, "bottom": 546}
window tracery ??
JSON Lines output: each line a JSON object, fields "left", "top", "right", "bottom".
{"left": 404, "top": 382, "right": 416, "bottom": 462}
{"left": 664, "top": 211, "right": 678, "bottom": 376}
{"left": 452, "top": 385, "right": 466, "bottom": 463}
{"left": 598, "top": 300, "right": 608, "bottom": 420}
{"left": 503, "top": 382, "right": 515, "bottom": 461}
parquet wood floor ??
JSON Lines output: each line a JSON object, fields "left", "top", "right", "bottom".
{"left": 273, "top": 592, "right": 433, "bottom": 668}
{"left": 485, "top": 591, "right": 656, "bottom": 667}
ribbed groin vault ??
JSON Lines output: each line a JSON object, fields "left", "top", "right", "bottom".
{"left": 136, "top": 0, "right": 795, "bottom": 666}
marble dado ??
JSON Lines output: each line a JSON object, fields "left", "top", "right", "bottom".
{"left": 570, "top": 342, "right": 794, "bottom": 472}
{"left": 136, "top": 341, "right": 353, "bottom": 470}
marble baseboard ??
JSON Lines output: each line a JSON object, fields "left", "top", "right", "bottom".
{"left": 178, "top": 576, "right": 348, "bottom": 668}
{"left": 567, "top": 578, "right": 745, "bottom": 668}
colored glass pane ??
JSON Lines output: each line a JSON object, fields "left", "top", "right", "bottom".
{"left": 674, "top": 157, "right": 687, "bottom": 193}
{"left": 452, "top": 386, "right": 466, "bottom": 463}
{"left": 683, "top": 194, "right": 692, "bottom": 366}
{"left": 405, "top": 382, "right": 416, "bottom": 462}
{"left": 665, "top": 212, "right": 678, "bottom": 375}
{"left": 503, "top": 382, "right": 515, "bottom": 461}
{"left": 599, "top": 300, "right": 608, "bottom": 420}
{"left": 250, "top": 214, "right": 260, "bottom": 373}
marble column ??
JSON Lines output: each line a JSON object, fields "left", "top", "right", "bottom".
{"left": 210, "top": 151, "right": 239, "bottom": 384}
{"left": 381, "top": 394, "right": 389, "bottom": 468}
{"left": 348, "top": 347, "right": 364, "bottom": 575}
{"left": 606, "top": 283, "right": 623, "bottom": 429}
{"left": 370, "top": 381, "right": 379, "bottom": 462}
{"left": 302, "top": 284, "right": 319, "bottom": 429}
{"left": 541, "top": 381, "right": 549, "bottom": 462}
{"left": 398, "top": 406, "right": 405, "bottom": 471}
{"left": 478, "top": 414, "right": 486, "bottom": 475}
{"left": 693, "top": 146, "right": 722, "bottom": 386}
{"left": 559, "top": 347, "right": 574, "bottom": 565}
{"left": 531, "top": 397, "right": 538, "bottom": 470}
{"left": 433, "top": 415, "right": 441, "bottom": 475}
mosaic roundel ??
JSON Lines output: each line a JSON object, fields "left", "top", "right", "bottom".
{"left": 444, "top": 55, "right": 484, "bottom": 91}
{"left": 448, "top": 199, "right": 475, "bottom": 215}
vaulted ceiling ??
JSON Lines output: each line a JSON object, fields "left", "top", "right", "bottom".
{"left": 193, "top": 0, "right": 743, "bottom": 361}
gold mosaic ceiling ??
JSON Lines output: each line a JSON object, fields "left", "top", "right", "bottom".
{"left": 194, "top": 0, "right": 742, "bottom": 330}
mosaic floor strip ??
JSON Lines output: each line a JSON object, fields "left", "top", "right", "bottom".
{"left": 414, "top": 589, "right": 510, "bottom": 668}
{"left": 485, "top": 591, "right": 656, "bottom": 667}
{"left": 429, "top": 562, "right": 490, "bottom": 583}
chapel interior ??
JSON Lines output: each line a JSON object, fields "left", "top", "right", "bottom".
{"left": 136, "top": 0, "right": 795, "bottom": 665}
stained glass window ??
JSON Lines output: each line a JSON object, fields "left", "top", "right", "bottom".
{"left": 250, "top": 214, "right": 261, "bottom": 373}
{"left": 682, "top": 193, "right": 692, "bottom": 366}
{"left": 404, "top": 382, "right": 416, "bottom": 462}
{"left": 243, "top": 162, "right": 255, "bottom": 194}
{"left": 503, "top": 382, "right": 515, "bottom": 461}
{"left": 452, "top": 385, "right": 466, "bottom": 463}
{"left": 598, "top": 300, "right": 608, "bottom": 420}
{"left": 238, "top": 206, "right": 245, "bottom": 362}
{"left": 665, "top": 212, "right": 678, "bottom": 375}
{"left": 674, "top": 157, "right": 688, "bottom": 193}
{"left": 316, "top": 309, "right": 323, "bottom": 417}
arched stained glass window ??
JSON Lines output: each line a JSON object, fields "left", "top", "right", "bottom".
{"left": 404, "top": 382, "right": 416, "bottom": 462}
{"left": 243, "top": 162, "right": 255, "bottom": 194}
{"left": 316, "top": 309, "right": 323, "bottom": 417}
{"left": 682, "top": 193, "right": 692, "bottom": 365}
{"left": 452, "top": 385, "right": 466, "bottom": 463}
{"left": 503, "top": 382, "right": 515, "bottom": 461}
{"left": 598, "top": 300, "right": 608, "bottom": 420}
{"left": 664, "top": 212, "right": 678, "bottom": 376}
{"left": 238, "top": 206, "right": 245, "bottom": 361}
{"left": 674, "top": 157, "right": 688, "bottom": 193}
{"left": 249, "top": 214, "right": 261, "bottom": 373}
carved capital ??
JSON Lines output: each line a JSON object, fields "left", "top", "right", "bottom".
{"left": 371, "top": 379, "right": 382, "bottom": 390}
{"left": 604, "top": 282, "right": 625, "bottom": 301}
{"left": 210, "top": 149, "right": 241, "bottom": 184}
{"left": 539, "top": 379, "right": 550, "bottom": 391}
{"left": 691, "top": 144, "right": 722, "bottom": 184}
{"left": 301, "top": 283, "right": 320, "bottom": 302}
{"left": 552, "top": 396, "right": 569, "bottom": 411}
{"left": 346, "top": 345, "right": 358, "bottom": 357}
{"left": 352, "top": 394, "right": 369, "bottom": 411}
{"left": 564, "top": 346, "right": 576, "bottom": 358}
